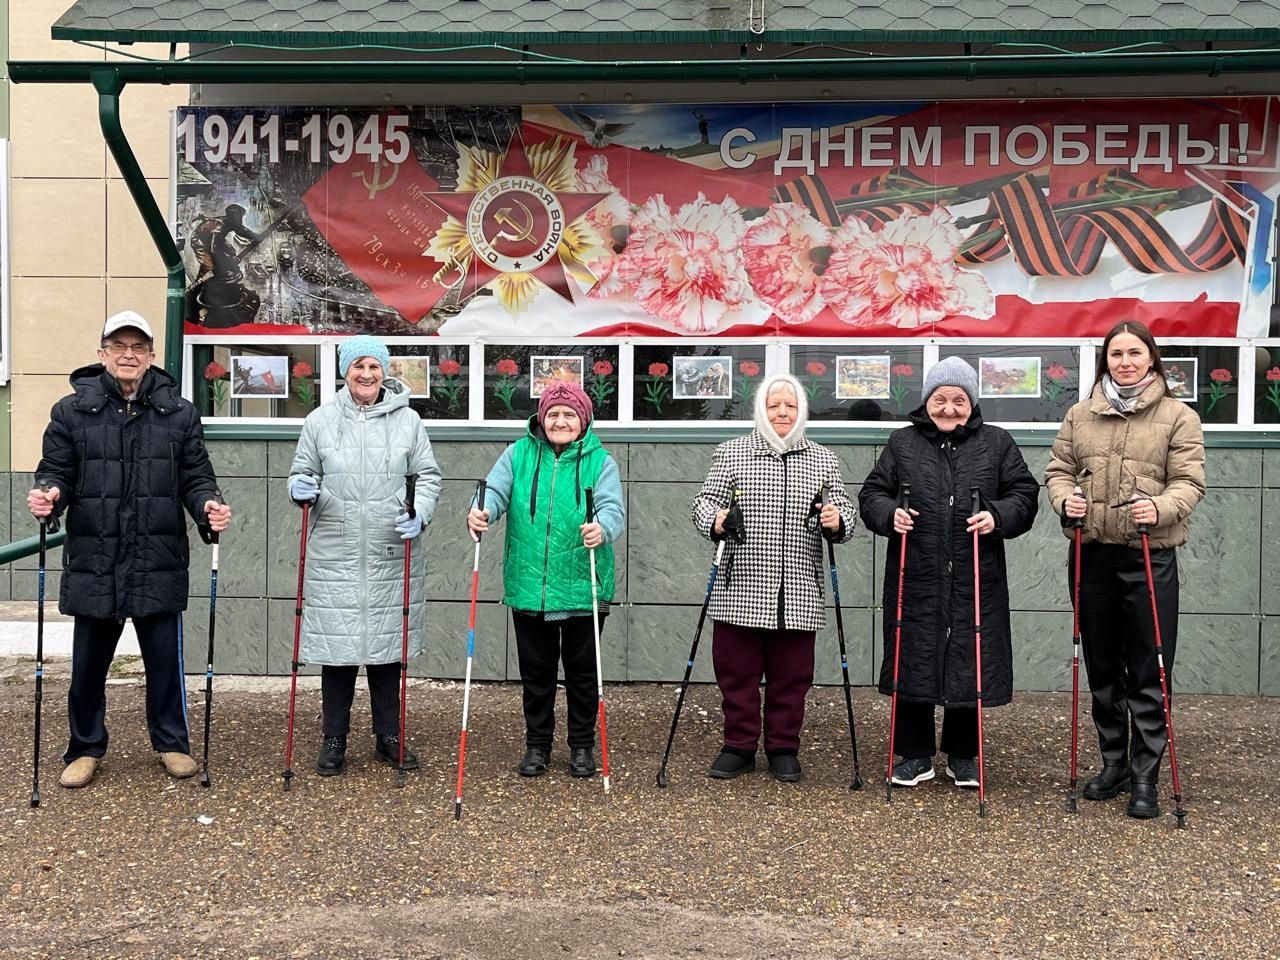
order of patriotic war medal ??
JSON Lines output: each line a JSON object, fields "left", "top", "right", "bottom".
{"left": 468, "top": 176, "right": 565, "bottom": 274}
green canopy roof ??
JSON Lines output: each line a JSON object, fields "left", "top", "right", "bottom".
{"left": 51, "top": 0, "right": 1280, "bottom": 46}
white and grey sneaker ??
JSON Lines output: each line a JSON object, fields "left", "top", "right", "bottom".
{"left": 946, "top": 756, "right": 980, "bottom": 788}
{"left": 890, "top": 756, "right": 936, "bottom": 786}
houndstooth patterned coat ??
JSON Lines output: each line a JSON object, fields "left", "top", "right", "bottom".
{"left": 691, "top": 431, "right": 856, "bottom": 632}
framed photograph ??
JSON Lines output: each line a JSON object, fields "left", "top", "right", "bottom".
{"left": 1163, "top": 357, "right": 1198, "bottom": 402}
{"left": 672, "top": 355, "right": 732, "bottom": 400}
{"left": 835, "top": 355, "right": 891, "bottom": 400}
{"left": 530, "top": 355, "right": 584, "bottom": 398}
{"left": 979, "top": 356, "right": 1041, "bottom": 399}
{"left": 230, "top": 354, "right": 289, "bottom": 399}
{"left": 388, "top": 355, "right": 430, "bottom": 398}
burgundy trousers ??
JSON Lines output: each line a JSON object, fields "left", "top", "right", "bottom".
{"left": 711, "top": 620, "right": 816, "bottom": 757}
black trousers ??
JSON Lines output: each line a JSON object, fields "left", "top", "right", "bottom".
{"left": 320, "top": 663, "right": 402, "bottom": 738}
{"left": 511, "top": 612, "right": 604, "bottom": 751}
{"left": 893, "top": 701, "right": 979, "bottom": 760}
{"left": 65, "top": 613, "right": 189, "bottom": 762}
{"left": 1072, "top": 541, "right": 1179, "bottom": 784}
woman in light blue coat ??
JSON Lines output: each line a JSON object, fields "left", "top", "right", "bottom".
{"left": 288, "top": 335, "right": 442, "bottom": 777}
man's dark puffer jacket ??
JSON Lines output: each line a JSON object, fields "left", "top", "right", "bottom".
{"left": 35, "top": 364, "right": 220, "bottom": 619}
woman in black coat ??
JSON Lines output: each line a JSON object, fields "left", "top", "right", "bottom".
{"left": 859, "top": 357, "right": 1039, "bottom": 789}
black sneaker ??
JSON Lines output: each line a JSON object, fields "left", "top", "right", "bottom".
{"left": 890, "top": 756, "right": 935, "bottom": 786}
{"left": 946, "top": 756, "right": 980, "bottom": 788}
{"left": 1083, "top": 765, "right": 1130, "bottom": 801}
{"left": 569, "top": 747, "right": 596, "bottom": 778}
{"left": 767, "top": 754, "right": 802, "bottom": 783}
{"left": 518, "top": 747, "right": 550, "bottom": 777}
{"left": 375, "top": 734, "right": 419, "bottom": 771}
{"left": 316, "top": 735, "right": 347, "bottom": 776}
{"left": 707, "top": 750, "right": 756, "bottom": 779}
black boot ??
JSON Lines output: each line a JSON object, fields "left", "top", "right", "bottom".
{"left": 569, "top": 747, "right": 596, "bottom": 778}
{"left": 316, "top": 735, "right": 347, "bottom": 776}
{"left": 518, "top": 746, "right": 549, "bottom": 777}
{"left": 375, "top": 734, "right": 419, "bottom": 770}
{"left": 1083, "top": 764, "right": 1130, "bottom": 801}
{"left": 767, "top": 753, "right": 802, "bottom": 783}
{"left": 707, "top": 749, "right": 756, "bottom": 779}
{"left": 1127, "top": 781, "right": 1160, "bottom": 819}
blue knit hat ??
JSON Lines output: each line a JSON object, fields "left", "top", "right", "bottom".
{"left": 338, "top": 334, "right": 390, "bottom": 378}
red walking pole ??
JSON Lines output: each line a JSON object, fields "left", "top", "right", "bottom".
{"left": 971, "top": 487, "right": 987, "bottom": 819}
{"left": 282, "top": 499, "right": 311, "bottom": 791}
{"left": 885, "top": 482, "right": 911, "bottom": 802}
{"left": 455, "top": 480, "right": 486, "bottom": 819}
{"left": 1067, "top": 488, "right": 1084, "bottom": 814}
{"left": 396, "top": 474, "right": 418, "bottom": 788}
{"left": 1138, "top": 522, "right": 1187, "bottom": 828}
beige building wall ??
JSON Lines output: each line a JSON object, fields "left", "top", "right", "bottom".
{"left": 7, "top": 0, "right": 184, "bottom": 470}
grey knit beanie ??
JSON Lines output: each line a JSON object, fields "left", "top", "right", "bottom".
{"left": 922, "top": 356, "right": 979, "bottom": 405}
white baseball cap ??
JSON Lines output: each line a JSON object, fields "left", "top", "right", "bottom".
{"left": 101, "top": 309, "right": 155, "bottom": 342}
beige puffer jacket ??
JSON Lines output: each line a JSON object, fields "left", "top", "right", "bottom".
{"left": 1045, "top": 378, "right": 1205, "bottom": 549}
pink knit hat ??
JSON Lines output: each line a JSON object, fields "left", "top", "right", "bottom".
{"left": 538, "top": 380, "right": 593, "bottom": 432}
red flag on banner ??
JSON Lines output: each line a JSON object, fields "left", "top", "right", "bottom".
{"left": 301, "top": 138, "right": 453, "bottom": 324}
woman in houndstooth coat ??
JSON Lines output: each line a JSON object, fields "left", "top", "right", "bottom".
{"left": 691, "top": 372, "right": 857, "bottom": 783}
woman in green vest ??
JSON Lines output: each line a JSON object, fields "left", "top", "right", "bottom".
{"left": 467, "top": 379, "right": 624, "bottom": 778}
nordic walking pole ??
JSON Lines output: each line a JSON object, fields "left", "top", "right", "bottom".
{"left": 1138, "top": 519, "right": 1187, "bottom": 828}
{"left": 282, "top": 498, "right": 312, "bottom": 791}
{"left": 971, "top": 487, "right": 987, "bottom": 819}
{"left": 821, "top": 484, "right": 862, "bottom": 790}
{"left": 30, "top": 486, "right": 59, "bottom": 808}
{"left": 455, "top": 479, "right": 486, "bottom": 820}
{"left": 885, "top": 482, "right": 911, "bottom": 802}
{"left": 1067, "top": 486, "right": 1084, "bottom": 814}
{"left": 397, "top": 473, "right": 418, "bottom": 789}
{"left": 197, "top": 493, "right": 224, "bottom": 789}
{"left": 656, "top": 488, "right": 742, "bottom": 788}
{"left": 584, "top": 488, "right": 612, "bottom": 793}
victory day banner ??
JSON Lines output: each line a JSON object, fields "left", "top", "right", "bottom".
{"left": 175, "top": 98, "right": 1280, "bottom": 339}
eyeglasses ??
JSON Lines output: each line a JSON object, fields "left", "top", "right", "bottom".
{"left": 102, "top": 342, "right": 152, "bottom": 356}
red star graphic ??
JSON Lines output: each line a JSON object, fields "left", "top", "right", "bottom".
{"left": 423, "top": 132, "right": 608, "bottom": 303}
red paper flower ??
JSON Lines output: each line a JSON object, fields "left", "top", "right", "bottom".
{"left": 648, "top": 362, "right": 670, "bottom": 377}
{"left": 291, "top": 361, "right": 313, "bottom": 379}
{"left": 1210, "top": 368, "right": 1233, "bottom": 383}
{"left": 438, "top": 359, "right": 462, "bottom": 376}
{"left": 891, "top": 364, "right": 914, "bottom": 377}
{"left": 1267, "top": 367, "right": 1280, "bottom": 382}
{"left": 805, "top": 361, "right": 828, "bottom": 377}
{"left": 496, "top": 358, "right": 519, "bottom": 377}
{"left": 1046, "top": 363, "right": 1069, "bottom": 381}
{"left": 204, "top": 362, "right": 227, "bottom": 381}
{"left": 593, "top": 360, "right": 614, "bottom": 376}
{"left": 739, "top": 360, "right": 761, "bottom": 377}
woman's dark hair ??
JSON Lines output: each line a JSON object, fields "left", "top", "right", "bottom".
{"left": 1092, "top": 320, "right": 1175, "bottom": 397}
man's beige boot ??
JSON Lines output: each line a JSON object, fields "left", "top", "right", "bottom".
{"left": 158, "top": 752, "right": 198, "bottom": 779}
{"left": 59, "top": 756, "right": 100, "bottom": 788}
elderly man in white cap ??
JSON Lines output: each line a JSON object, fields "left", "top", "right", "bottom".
{"left": 27, "top": 310, "right": 232, "bottom": 789}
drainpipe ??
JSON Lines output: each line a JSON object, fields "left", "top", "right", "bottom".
{"left": 91, "top": 69, "right": 185, "bottom": 378}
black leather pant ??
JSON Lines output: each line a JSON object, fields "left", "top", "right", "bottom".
{"left": 1071, "top": 541, "right": 1179, "bottom": 784}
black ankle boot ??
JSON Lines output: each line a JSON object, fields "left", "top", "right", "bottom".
{"left": 375, "top": 734, "right": 419, "bottom": 770}
{"left": 1127, "top": 782, "right": 1160, "bottom": 819}
{"left": 569, "top": 747, "right": 596, "bottom": 778}
{"left": 518, "top": 747, "right": 549, "bottom": 777}
{"left": 316, "top": 735, "right": 347, "bottom": 776}
{"left": 707, "top": 749, "right": 756, "bottom": 780}
{"left": 1083, "top": 764, "right": 1130, "bottom": 801}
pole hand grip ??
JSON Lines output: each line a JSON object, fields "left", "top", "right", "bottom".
{"left": 1071, "top": 485, "right": 1085, "bottom": 530}
{"left": 585, "top": 487, "right": 596, "bottom": 524}
{"left": 37, "top": 483, "right": 60, "bottom": 535}
{"left": 404, "top": 474, "right": 417, "bottom": 519}
{"left": 472, "top": 479, "right": 487, "bottom": 543}
{"left": 900, "top": 481, "right": 911, "bottom": 513}
{"left": 970, "top": 486, "right": 981, "bottom": 516}
{"left": 199, "top": 491, "right": 224, "bottom": 545}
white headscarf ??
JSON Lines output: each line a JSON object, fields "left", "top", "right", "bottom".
{"left": 753, "top": 372, "right": 808, "bottom": 454}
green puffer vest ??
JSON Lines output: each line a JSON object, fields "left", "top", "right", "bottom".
{"left": 504, "top": 427, "right": 615, "bottom": 612}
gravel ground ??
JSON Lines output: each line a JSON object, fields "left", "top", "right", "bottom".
{"left": 0, "top": 662, "right": 1277, "bottom": 959}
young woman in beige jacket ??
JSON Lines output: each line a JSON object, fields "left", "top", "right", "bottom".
{"left": 1045, "top": 321, "right": 1205, "bottom": 821}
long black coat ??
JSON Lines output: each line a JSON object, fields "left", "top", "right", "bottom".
{"left": 35, "top": 364, "right": 221, "bottom": 619}
{"left": 859, "top": 408, "right": 1038, "bottom": 708}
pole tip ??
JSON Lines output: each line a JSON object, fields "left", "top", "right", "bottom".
{"left": 454, "top": 800, "right": 463, "bottom": 821}
{"left": 30, "top": 792, "right": 40, "bottom": 808}
{"left": 850, "top": 775, "right": 863, "bottom": 791}
{"left": 199, "top": 772, "right": 211, "bottom": 788}
{"left": 655, "top": 770, "right": 668, "bottom": 789}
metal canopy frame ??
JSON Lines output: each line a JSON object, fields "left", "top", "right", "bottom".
{"left": 12, "top": 43, "right": 1280, "bottom": 376}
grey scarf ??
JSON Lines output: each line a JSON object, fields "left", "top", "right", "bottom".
{"left": 1101, "top": 372, "right": 1158, "bottom": 413}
